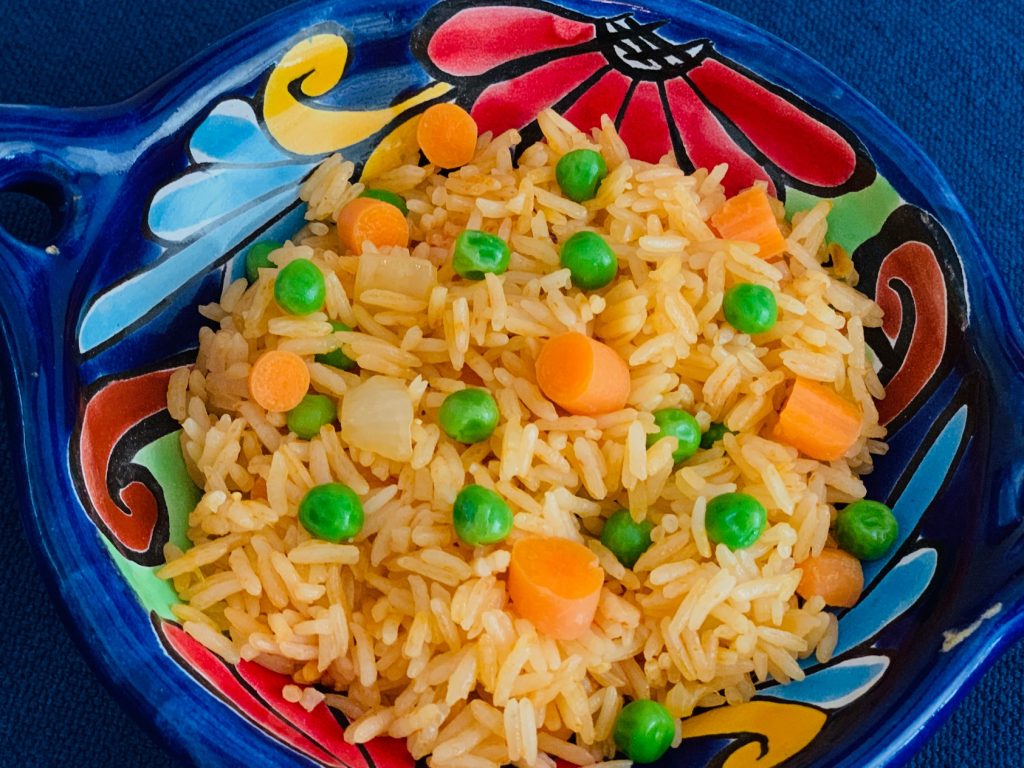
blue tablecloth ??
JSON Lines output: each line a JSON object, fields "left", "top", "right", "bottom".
{"left": 0, "top": 0, "right": 1021, "bottom": 765}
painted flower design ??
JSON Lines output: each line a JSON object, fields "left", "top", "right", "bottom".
{"left": 413, "top": 0, "right": 876, "bottom": 198}
{"left": 77, "top": 28, "right": 448, "bottom": 357}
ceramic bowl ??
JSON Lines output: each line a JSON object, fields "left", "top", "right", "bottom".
{"left": 2, "top": 0, "right": 1022, "bottom": 766}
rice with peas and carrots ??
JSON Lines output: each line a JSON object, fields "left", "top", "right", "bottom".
{"left": 161, "top": 107, "right": 887, "bottom": 767}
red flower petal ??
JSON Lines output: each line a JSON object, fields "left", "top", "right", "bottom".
{"left": 689, "top": 58, "right": 857, "bottom": 188}
{"left": 563, "top": 69, "right": 632, "bottom": 135}
{"left": 427, "top": 5, "right": 594, "bottom": 77}
{"left": 236, "top": 661, "right": 381, "bottom": 768}
{"left": 160, "top": 622, "right": 345, "bottom": 766}
{"left": 471, "top": 52, "right": 607, "bottom": 137}
{"left": 617, "top": 81, "right": 671, "bottom": 164}
{"left": 361, "top": 734, "right": 421, "bottom": 768}
{"left": 664, "top": 77, "right": 775, "bottom": 197}
{"left": 874, "top": 241, "right": 948, "bottom": 425}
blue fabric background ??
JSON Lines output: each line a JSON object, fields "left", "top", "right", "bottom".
{"left": 0, "top": 0, "right": 1020, "bottom": 765}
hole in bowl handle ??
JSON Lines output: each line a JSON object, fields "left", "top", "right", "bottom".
{"left": 0, "top": 104, "right": 93, "bottom": 290}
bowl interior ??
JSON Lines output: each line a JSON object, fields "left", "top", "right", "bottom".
{"left": 24, "top": 1, "right": 1018, "bottom": 766}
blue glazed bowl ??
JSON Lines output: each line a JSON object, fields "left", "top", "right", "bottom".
{"left": 2, "top": 1, "right": 1022, "bottom": 766}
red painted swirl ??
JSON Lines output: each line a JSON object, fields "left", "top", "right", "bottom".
{"left": 874, "top": 241, "right": 947, "bottom": 425}
{"left": 78, "top": 368, "right": 177, "bottom": 554}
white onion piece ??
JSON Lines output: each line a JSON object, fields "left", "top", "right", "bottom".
{"left": 340, "top": 376, "right": 413, "bottom": 462}
{"left": 355, "top": 253, "right": 437, "bottom": 301}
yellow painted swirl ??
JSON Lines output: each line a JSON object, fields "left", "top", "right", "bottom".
{"left": 679, "top": 701, "right": 827, "bottom": 767}
{"left": 264, "top": 33, "right": 451, "bottom": 156}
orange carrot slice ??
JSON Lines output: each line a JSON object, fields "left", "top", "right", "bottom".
{"left": 797, "top": 548, "right": 864, "bottom": 607}
{"left": 337, "top": 197, "right": 410, "bottom": 254}
{"left": 508, "top": 536, "right": 604, "bottom": 640}
{"left": 773, "top": 377, "right": 861, "bottom": 461}
{"left": 248, "top": 349, "right": 310, "bottom": 413}
{"left": 535, "top": 332, "right": 630, "bottom": 416}
{"left": 710, "top": 185, "right": 787, "bottom": 259}
{"left": 416, "top": 102, "right": 478, "bottom": 169}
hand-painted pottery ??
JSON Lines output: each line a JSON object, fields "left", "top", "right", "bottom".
{"left": 1, "top": 1, "right": 1020, "bottom": 766}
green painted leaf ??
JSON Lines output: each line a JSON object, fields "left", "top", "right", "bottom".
{"left": 104, "top": 429, "right": 202, "bottom": 619}
{"left": 786, "top": 176, "right": 902, "bottom": 257}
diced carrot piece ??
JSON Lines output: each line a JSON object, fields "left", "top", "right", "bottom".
{"left": 337, "top": 197, "right": 410, "bottom": 254}
{"left": 535, "top": 332, "right": 630, "bottom": 416}
{"left": 797, "top": 548, "right": 864, "bottom": 607}
{"left": 416, "top": 102, "right": 478, "bottom": 169}
{"left": 250, "top": 477, "right": 268, "bottom": 500}
{"left": 248, "top": 349, "right": 310, "bottom": 413}
{"left": 773, "top": 377, "right": 861, "bottom": 461}
{"left": 508, "top": 536, "right": 604, "bottom": 640}
{"left": 710, "top": 185, "right": 787, "bottom": 259}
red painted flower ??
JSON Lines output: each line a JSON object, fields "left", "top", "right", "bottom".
{"left": 157, "top": 619, "right": 413, "bottom": 768}
{"left": 414, "top": 0, "right": 875, "bottom": 198}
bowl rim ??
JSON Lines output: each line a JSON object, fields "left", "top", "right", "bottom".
{"left": 3, "top": 0, "right": 1024, "bottom": 766}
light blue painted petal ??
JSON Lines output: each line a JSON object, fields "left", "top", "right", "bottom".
{"left": 760, "top": 655, "right": 889, "bottom": 708}
{"left": 79, "top": 188, "right": 299, "bottom": 353}
{"left": 863, "top": 406, "right": 967, "bottom": 587}
{"left": 189, "top": 100, "right": 289, "bottom": 165}
{"left": 148, "top": 164, "right": 312, "bottom": 242}
{"left": 835, "top": 547, "right": 937, "bottom": 657}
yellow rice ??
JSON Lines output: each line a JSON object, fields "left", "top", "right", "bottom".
{"left": 161, "top": 109, "right": 886, "bottom": 767}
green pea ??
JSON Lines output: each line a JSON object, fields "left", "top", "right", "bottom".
{"left": 647, "top": 409, "right": 701, "bottom": 464}
{"left": 287, "top": 394, "right": 337, "bottom": 439}
{"left": 600, "top": 509, "right": 653, "bottom": 569}
{"left": 359, "top": 188, "right": 408, "bottom": 215}
{"left": 439, "top": 388, "right": 499, "bottom": 444}
{"left": 555, "top": 149, "right": 608, "bottom": 203}
{"left": 275, "top": 258, "right": 326, "bottom": 315}
{"left": 452, "top": 230, "right": 510, "bottom": 280}
{"left": 298, "top": 483, "right": 364, "bottom": 542}
{"left": 700, "top": 421, "right": 733, "bottom": 450}
{"left": 245, "top": 240, "right": 282, "bottom": 283}
{"left": 612, "top": 700, "right": 675, "bottom": 764}
{"left": 705, "top": 492, "right": 767, "bottom": 550}
{"left": 836, "top": 500, "right": 898, "bottom": 560}
{"left": 560, "top": 231, "right": 617, "bottom": 290}
{"left": 452, "top": 484, "right": 513, "bottom": 546}
{"left": 315, "top": 321, "right": 357, "bottom": 371}
{"left": 722, "top": 283, "right": 777, "bottom": 334}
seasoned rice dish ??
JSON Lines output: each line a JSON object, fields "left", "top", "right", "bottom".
{"left": 160, "top": 106, "right": 890, "bottom": 767}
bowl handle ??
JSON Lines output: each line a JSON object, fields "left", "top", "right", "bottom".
{"left": 0, "top": 104, "right": 115, "bottom": 431}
